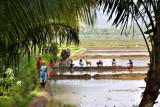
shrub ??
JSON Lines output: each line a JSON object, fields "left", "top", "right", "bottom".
{"left": 48, "top": 42, "right": 59, "bottom": 53}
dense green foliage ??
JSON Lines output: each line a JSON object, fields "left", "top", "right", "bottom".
{"left": 0, "top": 0, "right": 98, "bottom": 70}
{"left": 49, "top": 42, "right": 59, "bottom": 53}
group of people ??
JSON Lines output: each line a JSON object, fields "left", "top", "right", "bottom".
{"left": 36, "top": 48, "right": 71, "bottom": 89}
{"left": 112, "top": 59, "right": 133, "bottom": 69}
{"left": 37, "top": 49, "right": 133, "bottom": 90}
{"left": 78, "top": 59, "right": 133, "bottom": 69}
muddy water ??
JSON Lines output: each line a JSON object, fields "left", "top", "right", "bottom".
{"left": 88, "top": 50, "right": 148, "bottom": 52}
{"left": 55, "top": 71, "right": 147, "bottom": 76}
{"left": 73, "top": 59, "right": 149, "bottom": 67}
{"left": 85, "top": 52, "right": 149, "bottom": 55}
{"left": 47, "top": 79, "right": 160, "bottom": 107}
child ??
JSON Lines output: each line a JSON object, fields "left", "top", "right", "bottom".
{"left": 59, "top": 59, "right": 65, "bottom": 67}
{"left": 70, "top": 60, "right": 74, "bottom": 67}
{"left": 79, "top": 59, "right": 84, "bottom": 67}
{"left": 49, "top": 59, "right": 54, "bottom": 67}
{"left": 112, "top": 59, "right": 117, "bottom": 66}
{"left": 128, "top": 59, "right": 133, "bottom": 69}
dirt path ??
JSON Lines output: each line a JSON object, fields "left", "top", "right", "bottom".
{"left": 27, "top": 66, "right": 53, "bottom": 107}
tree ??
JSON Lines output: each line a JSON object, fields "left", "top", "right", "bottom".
{"left": 0, "top": 0, "right": 98, "bottom": 69}
{"left": 99, "top": 0, "right": 160, "bottom": 106}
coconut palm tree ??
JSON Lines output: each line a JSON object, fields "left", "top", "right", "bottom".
{"left": 0, "top": 0, "right": 98, "bottom": 69}
{"left": 99, "top": 0, "right": 160, "bottom": 106}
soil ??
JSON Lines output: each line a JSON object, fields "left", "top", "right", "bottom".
{"left": 72, "top": 55, "right": 149, "bottom": 60}
{"left": 52, "top": 66, "right": 149, "bottom": 71}
{"left": 27, "top": 69, "right": 52, "bottom": 107}
{"left": 49, "top": 73, "right": 147, "bottom": 80}
{"left": 80, "top": 46, "right": 150, "bottom": 51}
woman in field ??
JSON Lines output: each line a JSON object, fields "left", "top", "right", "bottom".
{"left": 127, "top": 59, "right": 133, "bottom": 69}
{"left": 79, "top": 59, "right": 84, "bottom": 67}
{"left": 112, "top": 59, "right": 117, "bottom": 66}
{"left": 39, "top": 61, "right": 50, "bottom": 90}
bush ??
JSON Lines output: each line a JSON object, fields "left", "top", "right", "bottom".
{"left": 50, "top": 42, "right": 59, "bottom": 53}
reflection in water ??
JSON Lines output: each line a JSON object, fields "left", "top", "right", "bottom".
{"left": 48, "top": 79, "right": 160, "bottom": 107}
{"left": 55, "top": 71, "right": 147, "bottom": 76}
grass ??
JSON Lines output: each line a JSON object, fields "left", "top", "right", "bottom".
{"left": 80, "top": 42, "right": 147, "bottom": 46}
{"left": 79, "top": 35, "right": 151, "bottom": 46}
{"left": 0, "top": 96, "right": 15, "bottom": 107}
{"left": 20, "top": 84, "right": 41, "bottom": 107}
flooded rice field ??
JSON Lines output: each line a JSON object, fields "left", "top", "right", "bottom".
{"left": 87, "top": 50, "right": 148, "bottom": 52}
{"left": 73, "top": 59, "right": 149, "bottom": 67}
{"left": 47, "top": 79, "right": 160, "bottom": 107}
{"left": 85, "top": 52, "right": 149, "bottom": 56}
{"left": 55, "top": 71, "right": 147, "bottom": 76}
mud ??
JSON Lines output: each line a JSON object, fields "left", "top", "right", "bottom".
{"left": 80, "top": 46, "right": 150, "bottom": 51}
{"left": 54, "top": 71, "right": 148, "bottom": 76}
{"left": 27, "top": 83, "right": 52, "bottom": 107}
{"left": 49, "top": 73, "right": 147, "bottom": 80}
{"left": 52, "top": 66, "right": 149, "bottom": 71}
{"left": 72, "top": 55, "right": 149, "bottom": 60}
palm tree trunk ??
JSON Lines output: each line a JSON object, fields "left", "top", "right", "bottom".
{"left": 47, "top": 39, "right": 51, "bottom": 53}
{"left": 139, "top": 20, "right": 160, "bottom": 107}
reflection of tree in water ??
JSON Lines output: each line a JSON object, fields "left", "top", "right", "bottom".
{"left": 46, "top": 100, "right": 78, "bottom": 107}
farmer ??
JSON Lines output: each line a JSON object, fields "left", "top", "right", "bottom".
{"left": 66, "top": 48, "right": 71, "bottom": 58}
{"left": 112, "top": 59, "right": 117, "bottom": 66}
{"left": 128, "top": 59, "right": 133, "bottom": 69}
{"left": 39, "top": 61, "right": 50, "bottom": 90}
{"left": 70, "top": 60, "right": 74, "bottom": 67}
{"left": 53, "top": 50, "right": 57, "bottom": 63}
{"left": 59, "top": 59, "right": 65, "bottom": 67}
{"left": 37, "top": 56, "right": 43, "bottom": 83}
{"left": 61, "top": 49, "right": 66, "bottom": 61}
{"left": 79, "top": 59, "right": 84, "bottom": 67}
{"left": 49, "top": 59, "right": 54, "bottom": 67}
{"left": 97, "top": 60, "right": 103, "bottom": 66}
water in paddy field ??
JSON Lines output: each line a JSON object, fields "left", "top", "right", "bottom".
{"left": 55, "top": 71, "right": 147, "bottom": 76}
{"left": 47, "top": 79, "right": 160, "bottom": 107}
{"left": 85, "top": 52, "right": 149, "bottom": 55}
{"left": 73, "top": 59, "right": 149, "bottom": 67}
{"left": 87, "top": 50, "right": 148, "bottom": 52}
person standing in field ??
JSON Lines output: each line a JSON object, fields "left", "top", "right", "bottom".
{"left": 37, "top": 56, "right": 43, "bottom": 83}
{"left": 39, "top": 61, "right": 50, "bottom": 90}
{"left": 53, "top": 50, "right": 57, "bottom": 63}
{"left": 61, "top": 49, "right": 66, "bottom": 61}
{"left": 66, "top": 48, "right": 71, "bottom": 58}
{"left": 79, "top": 59, "right": 84, "bottom": 67}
